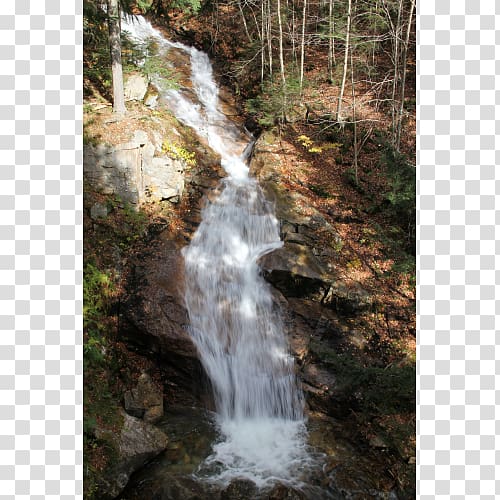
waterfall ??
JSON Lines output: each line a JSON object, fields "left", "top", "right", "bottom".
{"left": 122, "top": 16, "right": 311, "bottom": 489}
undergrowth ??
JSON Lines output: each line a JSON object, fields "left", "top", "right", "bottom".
{"left": 309, "top": 339, "right": 415, "bottom": 462}
{"left": 83, "top": 191, "right": 154, "bottom": 499}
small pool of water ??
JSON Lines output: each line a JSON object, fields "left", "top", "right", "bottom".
{"left": 119, "top": 406, "right": 398, "bottom": 499}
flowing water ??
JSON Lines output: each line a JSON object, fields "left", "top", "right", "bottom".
{"left": 122, "top": 16, "right": 314, "bottom": 490}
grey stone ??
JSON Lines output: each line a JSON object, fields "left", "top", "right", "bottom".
{"left": 84, "top": 129, "right": 186, "bottom": 205}
{"left": 96, "top": 410, "right": 168, "bottom": 499}
{"left": 84, "top": 143, "right": 142, "bottom": 204}
{"left": 90, "top": 202, "right": 108, "bottom": 220}
{"left": 124, "top": 372, "right": 163, "bottom": 423}
{"left": 143, "top": 156, "right": 184, "bottom": 200}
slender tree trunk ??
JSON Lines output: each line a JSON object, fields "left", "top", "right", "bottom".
{"left": 395, "top": 0, "right": 415, "bottom": 151}
{"left": 299, "top": 0, "right": 307, "bottom": 93}
{"left": 327, "top": 0, "right": 335, "bottom": 83}
{"left": 336, "top": 0, "right": 351, "bottom": 121}
{"left": 238, "top": 0, "right": 252, "bottom": 42}
{"left": 277, "top": 0, "right": 286, "bottom": 87}
{"left": 291, "top": 0, "right": 296, "bottom": 67}
{"left": 108, "top": 0, "right": 126, "bottom": 115}
{"left": 328, "top": 0, "right": 333, "bottom": 78}
{"left": 350, "top": 49, "right": 358, "bottom": 185}
{"left": 371, "top": 2, "right": 377, "bottom": 68}
{"left": 261, "top": 0, "right": 266, "bottom": 83}
{"left": 267, "top": 0, "right": 273, "bottom": 78}
{"left": 277, "top": 0, "right": 287, "bottom": 120}
{"left": 389, "top": 0, "right": 402, "bottom": 144}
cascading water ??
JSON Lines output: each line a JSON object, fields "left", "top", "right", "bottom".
{"left": 122, "top": 16, "right": 313, "bottom": 489}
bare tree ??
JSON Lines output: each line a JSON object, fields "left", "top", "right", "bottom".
{"left": 336, "top": 0, "right": 352, "bottom": 121}
{"left": 108, "top": 0, "right": 126, "bottom": 115}
{"left": 277, "top": 0, "right": 286, "bottom": 87}
{"left": 299, "top": 0, "right": 307, "bottom": 93}
{"left": 350, "top": 48, "right": 358, "bottom": 185}
{"left": 266, "top": 0, "right": 273, "bottom": 78}
{"left": 395, "top": 0, "right": 415, "bottom": 150}
{"left": 327, "top": 0, "right": 335, "bottom": 83}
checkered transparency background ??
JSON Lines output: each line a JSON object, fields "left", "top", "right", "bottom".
{"left": 0, "top": 0, "right": 498, "bottom": 498}
{"left": 0, "top": 0, "right": 83, "bottom": 498}
{"left": 418, "top": 1, "right": 500, "bottom": 499}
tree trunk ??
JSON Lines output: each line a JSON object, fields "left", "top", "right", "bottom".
{"left": 261, "top": 0, "right": 266, "bottom": 83}
{"left": 389, "top": 0, "right": 402, "bottom": 144}
{"left": 238, "top": 0, "right": 252, "bottom": 42}
{"left": 299, "top": 0, "right": 307, "bottom": 93}
{"left": 108, "top": 0, "right": 126, "bottom": 115}
{"left": 277, "top": 0, "right": 287, "bottom": 120}
{"left": 327, "top": 0, "right": 335, "bottom": 83}
{"left": 336, "top": 0, "right": 351, "bottom": 121}
{"left": 350, "top": 49, "right": 358, "bottom": 185}
{"left": 267, "top": 0, "right": 273, "bottom": 78}
{"left": 290, "top": 0, "right": 297, "bottom": 66}
{"left": 395, "top": 0, "right": 415, "bottom": 151}
{"left": 277, "top": 0, "right": 286, "bottom": 87}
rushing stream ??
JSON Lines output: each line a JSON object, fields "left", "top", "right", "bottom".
{"left": 122, "top": 16, "right": 315, "bottom": 490}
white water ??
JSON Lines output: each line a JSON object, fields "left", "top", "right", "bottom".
{"left": 122, "top": 16, "right": 311, "bottom": 489}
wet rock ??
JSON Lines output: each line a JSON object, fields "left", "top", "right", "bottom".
{"left": 267, "top": 483, "right": 308, "bottom": 499}
{"left": 121, "top": 237, "right": 204, "bottom": 393}
{"left": 123, "top": 475, "right": 219, "bottom": 500}
{"left": 96, "top": 409, "right": 168, "bottom": 499}
{"left": 259, "top": 243, "right": 329, "bottom": 302}
{"left": 244, "top": 115, "right": 261, "bottom": 135}
{"left": 221, "top": 479, "right": 259, "bottom": 499}
{"left": 124, "top": 72, "right": 148, "bottom": 102}
{"left": 302, "top": 364, "right": 336, "bottom": 393}
{"left": 326, "top": 462, "right": 398, "bottom": 500}
{"left": 124, "top": 372, "right": 164, "bottom": 423}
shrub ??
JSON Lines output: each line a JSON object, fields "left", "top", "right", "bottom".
{"left": 162, "top": 140, "right": 197, "bottom": 166}
{"left": 379, "top": 141, "right": 416, "bottom": 253}
{"left": 83, "top": 261, "right": 114, "bottom": 369}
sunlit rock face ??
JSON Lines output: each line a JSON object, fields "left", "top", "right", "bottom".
{"left": 83, "top": 129, "right": 186, "bottom": 204}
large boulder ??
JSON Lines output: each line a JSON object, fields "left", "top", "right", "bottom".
{"left": 143, "top": 156, "right": 185, "bottom": 201}
{"left": 84, "top": 136, "right": 145, "bottom": 205}
{"left": 121, "top": 236, "right": 203, "bottom": 391}
{"left": 84, "top": 129, "right": 186, "bottom": 205}
{"left": 258, "top": 242, "right": 329, "bottom": 302}
{"left": 96, "top": 409, "right": 168, "bottom": 499}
